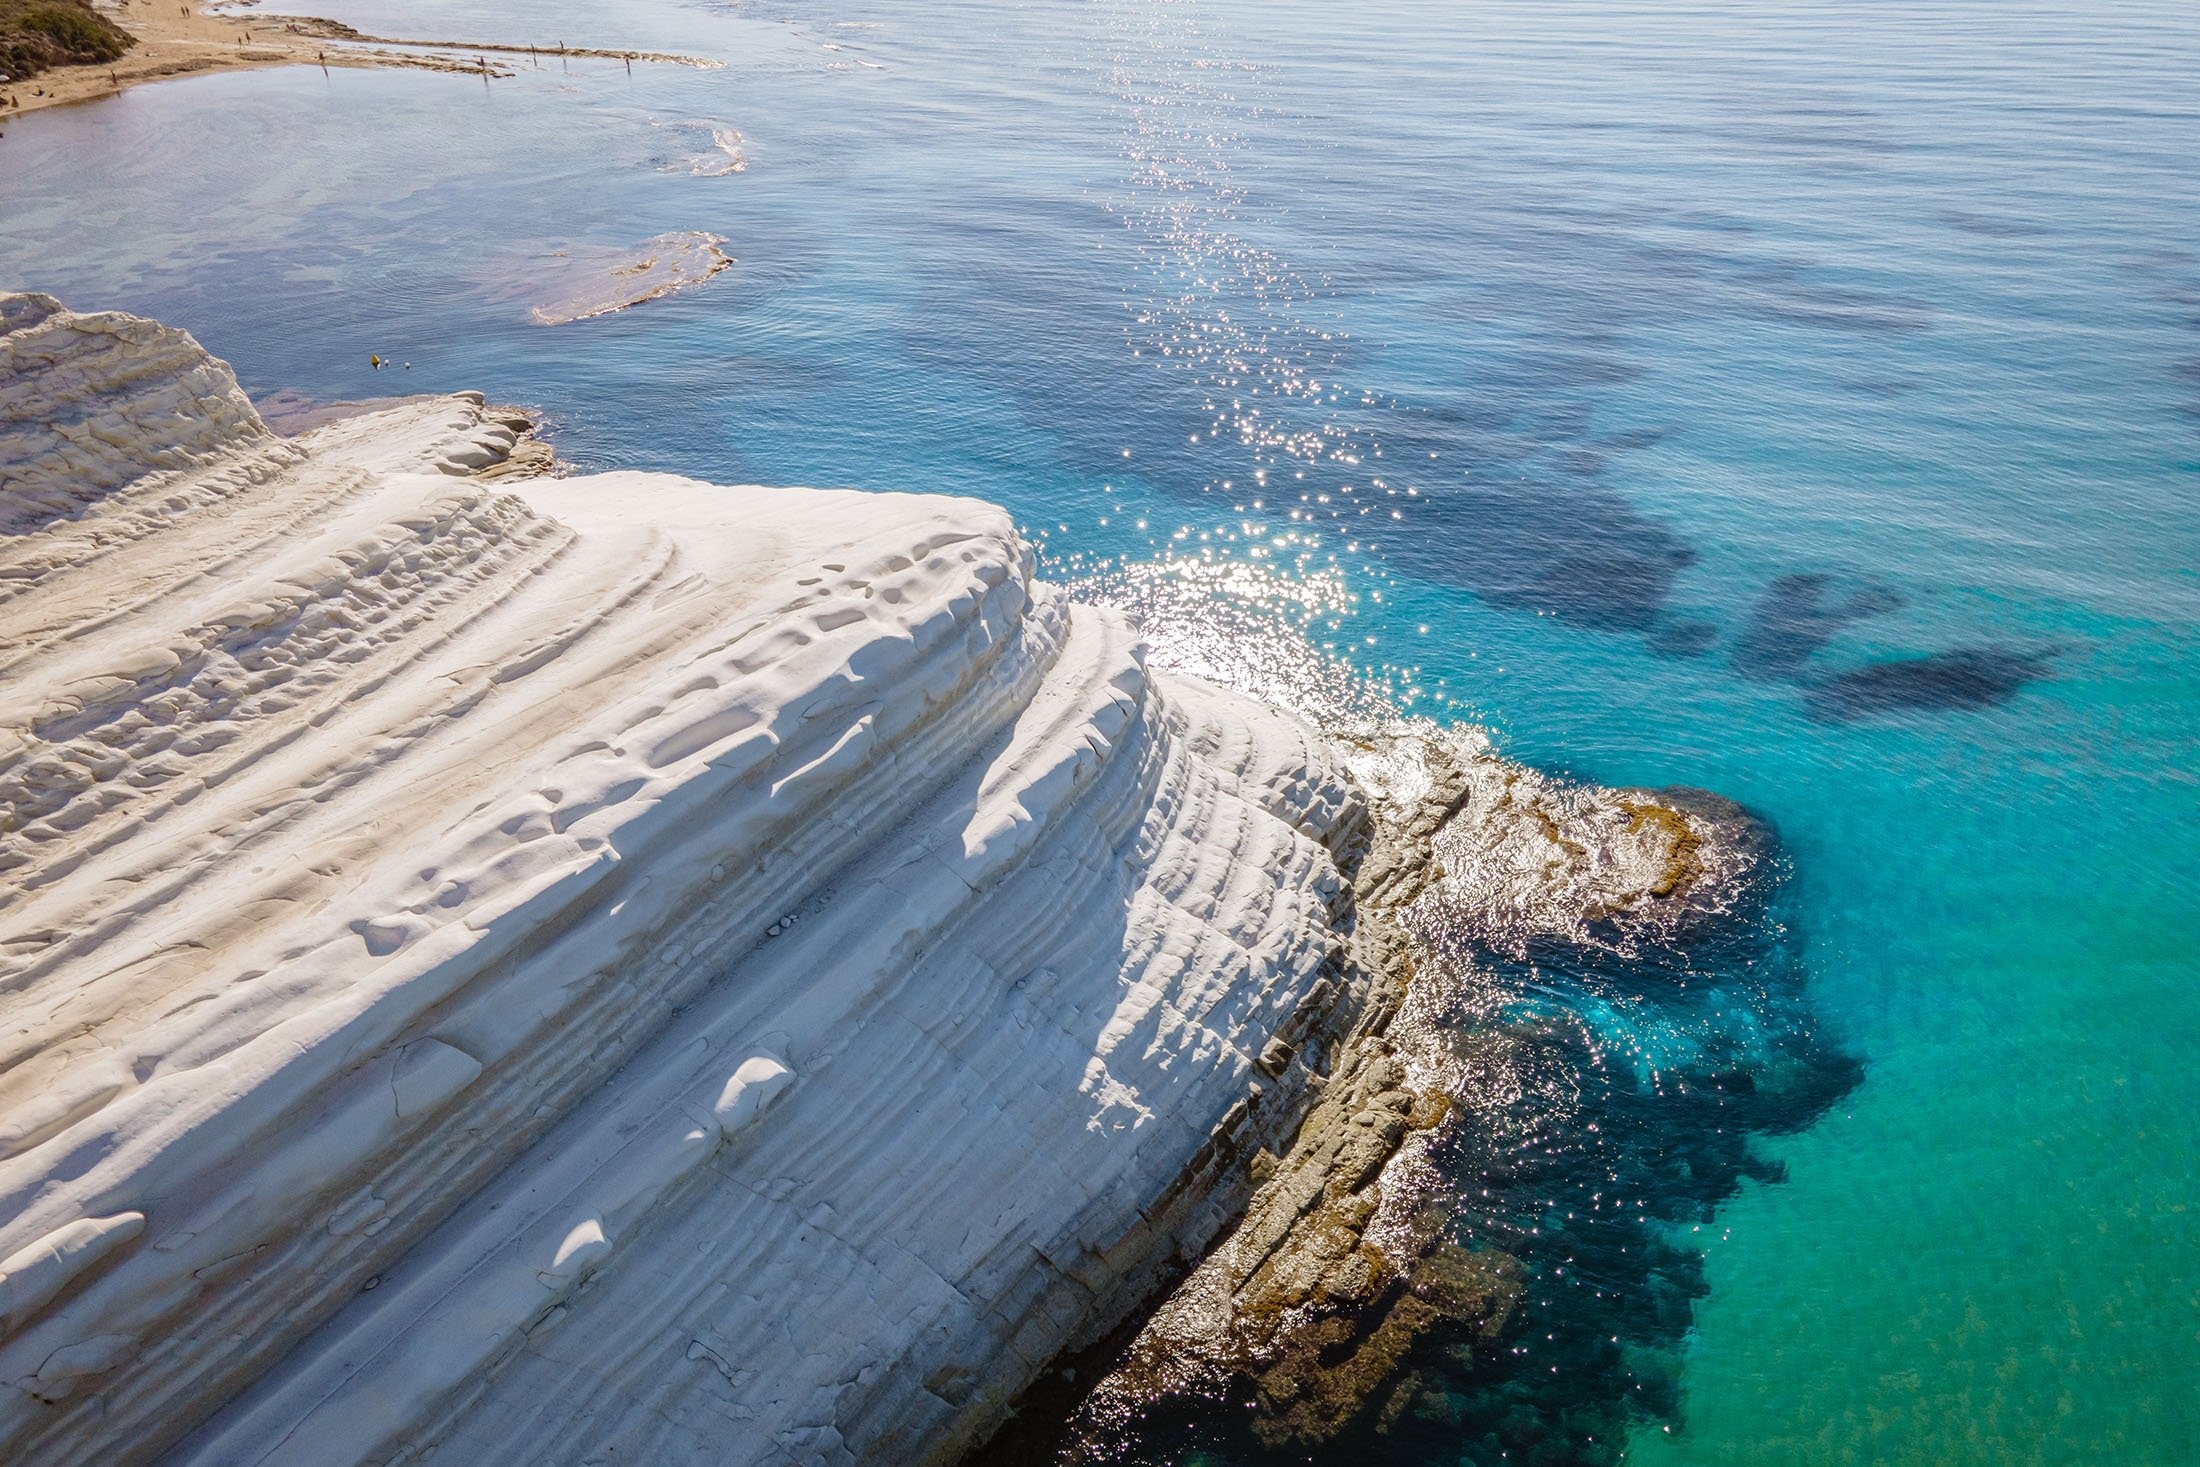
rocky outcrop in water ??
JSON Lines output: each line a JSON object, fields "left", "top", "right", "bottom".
{"left": 527, "top": 232, "right": 733, "bottom": 325}
{"left": 0, "top": 293, "right": 1375, "bottom": 1467}
{"left": 975, "top": 729, "right": 1750, "bottom": 1459}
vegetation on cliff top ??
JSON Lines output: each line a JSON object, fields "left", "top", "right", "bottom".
{"left": 1, "top": 0, "right": 134, "bottom": 82}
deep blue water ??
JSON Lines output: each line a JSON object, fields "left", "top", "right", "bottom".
{"left": 4, "top": 1, "right": 2197, "bottom": 1461}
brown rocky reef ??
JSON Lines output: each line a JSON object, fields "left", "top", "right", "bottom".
{"left": 969, "top": 727, "right": 1745, "bottom": 1461}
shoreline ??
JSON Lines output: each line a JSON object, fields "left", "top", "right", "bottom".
{"left": 0, "top": 291, "right": 1377, "bottom": 1466}
{"left": 0, "top": 0, "right": 713, "bottom": 118}
{"left": 970, "top": 730, "right": 1746, "bottom": 1459}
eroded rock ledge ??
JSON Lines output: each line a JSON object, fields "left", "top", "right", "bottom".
{"left": 0, "top": 293, "right": 1740, "bottom": 1467}
{"left": 973, "top": 729, "right": 1750, "bottom": 1459}
{"left": 0, "top": 294, "right": 1372, "bottom": 1467}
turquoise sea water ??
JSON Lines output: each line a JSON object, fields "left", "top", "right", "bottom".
{"left": 3, "top": 1, "right": 2196, "bottom": 1462}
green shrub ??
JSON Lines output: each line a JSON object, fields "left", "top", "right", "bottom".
{"left": 0, "top": 0, "right": 135, "bottom": 78}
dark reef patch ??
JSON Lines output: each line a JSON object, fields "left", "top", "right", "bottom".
{"left": 1595, "top": 426, "right": 1676, "bottom": 453}
{"left": 884, "top": 52, "right": 2038, "bottom": 733}
{"left": 1730, "top": 571, "right": 1905, "bottom": 681}
{"left": 1748, "top": 291, "right": 1933, "bottom": 336}
{"left": 1353, "top": 818, "right": 1860, "bottom": 1465}
{"left": 1938, "top": 208, "right": 2056, "bottom": 239}
{"left": 1384, "top": 476, "right": 1700, "bottom": 635}
{"left": 1804, "top": 646, "right": 2052, "bottom": 722}
{"left": 1648, "top": 618, "right": 1718, "bottom": 660}
{"left": 1839, "top": 376, "right": 1922, "bottom": 398}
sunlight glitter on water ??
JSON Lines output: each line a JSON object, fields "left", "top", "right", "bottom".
{"left": 5, "top": 0, "right": 2194, "bottom": 1459}
{"left": 1064, "top": 552, "right": 1408, "bottom": 727}
{"left": 1098, "top": 0, "right": 1423, "bottom": 577}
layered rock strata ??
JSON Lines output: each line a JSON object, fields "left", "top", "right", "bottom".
{"left": 0, "top": 294, "right": 1369, "bottom": 1467}
{"left": 990, "top": 729, "right": 1737, "bottom": 1455}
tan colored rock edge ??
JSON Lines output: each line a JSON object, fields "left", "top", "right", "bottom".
{"left": 972, "top": 729, "right": 1742, "bottom": 1458}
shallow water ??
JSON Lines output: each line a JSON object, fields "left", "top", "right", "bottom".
{"left": 4, "top": 0, "right": 2197, "bottom": 1461}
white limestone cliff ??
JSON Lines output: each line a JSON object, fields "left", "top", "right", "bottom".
{"left": 0, "top": 294, "right": 1369, "bottom": 1466}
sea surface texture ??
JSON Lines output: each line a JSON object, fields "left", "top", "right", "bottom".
{"left": 3, "top": 1, "right": 2196, "bottom": 1463}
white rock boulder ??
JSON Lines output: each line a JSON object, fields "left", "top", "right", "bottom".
{"left": 0, "top": 294, "right": 1368, "bottom": 1467}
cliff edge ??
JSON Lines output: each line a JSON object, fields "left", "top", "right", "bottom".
{"left": 0, "top": 294, "right": 1368, "bottom": 1466}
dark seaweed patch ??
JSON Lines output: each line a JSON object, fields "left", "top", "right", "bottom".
{"left": 1374, "top": 458, "right": 1699, "bottom": 635}
{"left": 1839, "top": 377, "right": 1921, "bottom": 399}
{"left": 1749, "top": 293, "right": 1933, "bottom": 335}
{"left": 1804, "top": 646, "right": 2052, "bottom": 722}
{"left": 1730, "top": 572, "right": 1905, "bottom": 681}
{"left": 1595, "top": 426, "right": 1675, "bottom": 452}
{"left": 1939, "top": 209, "right": 2055, "bottom": 239}
{"left": 1648, "top": 619, "right": 1718, "bottom": 660}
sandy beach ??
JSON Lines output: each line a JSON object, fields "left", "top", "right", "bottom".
{"left": 0, "top": 0, "right": 709, "bottom": 117}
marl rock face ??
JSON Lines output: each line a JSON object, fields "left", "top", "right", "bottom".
{"left": 0, "top": 294, "right": 1371, "bottom": 1467}
{"left": 974, "top": 730, "right": 1750, "bottom": 1461}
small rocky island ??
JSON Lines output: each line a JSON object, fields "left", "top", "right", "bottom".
{"left": 0, "top": 294, "right": 1731, "bottom": 1466}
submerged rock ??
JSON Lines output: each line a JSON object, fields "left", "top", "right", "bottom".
{"left": 1804, "top": 644, "right": 2051, "bottom": 721}
{"left": 526, "top": 231, "right": 733, "bottom": 325}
